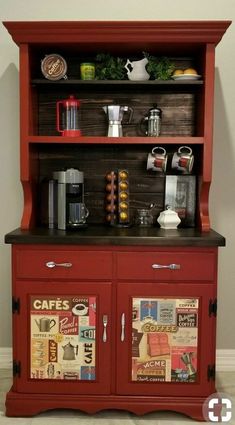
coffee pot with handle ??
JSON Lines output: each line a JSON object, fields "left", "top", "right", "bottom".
{"left": 62, "top": 342, "right": 79, "bottom": 360}
{"left": 35, "top": 317, "right": 56, "bottom": 332}
{"left": 103, "top": 105, "right": 133, "bottom": 137}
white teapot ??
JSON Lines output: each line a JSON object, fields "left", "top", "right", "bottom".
{"left": 125, "top": 57, "right": 150, "bottom": 81}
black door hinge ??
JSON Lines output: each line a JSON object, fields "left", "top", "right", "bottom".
{"left": 12, "top": 297, "right": 20, "bottom": 314}
{"left": 209, "top": 299, "right": 217, "bottom": 317}
{"left": 207, "top": 364, "right": 215, "bottom": 381}
{"left": 13, "top": 360, "right": 21, "bottom": 377}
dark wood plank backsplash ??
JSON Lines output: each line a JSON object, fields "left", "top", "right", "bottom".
{"left": 37, "top": 144, "right": 199, "bottom": 226}
{"left": 36, "top": 56, "right": 200, "bottom": 226}
{"left": 38, "top": 90, "right": 196, "bottom": 137}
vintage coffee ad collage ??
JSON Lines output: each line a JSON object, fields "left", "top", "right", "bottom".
{"left": 132, "top": 298, "right": 198, "bottom": 383}
{"left": 30, "top": 295, "right": 96, "bottom": 380}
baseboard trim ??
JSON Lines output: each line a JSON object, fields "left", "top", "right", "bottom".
{"left": 216, "top": 349, "right": 235, "bottom": 372}
{"left": 0, "top": 348, "right": 235, "bottom": 371}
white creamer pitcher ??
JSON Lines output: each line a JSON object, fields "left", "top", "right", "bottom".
{"left": 125, "top": 57, "right": 150, "bottom": 81}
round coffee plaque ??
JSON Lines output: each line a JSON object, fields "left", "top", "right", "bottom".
{"left": 41, "top": 54, "right": 67, "bottom": 81}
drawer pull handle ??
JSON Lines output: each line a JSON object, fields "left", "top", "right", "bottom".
{"left": 152, "top": 263, "right": 180, "bottom": 270}
{"left": 121, "top": 313, "right": 125, "bottom": 342}
{"left": 46, "top": 261, "right": 72, "bottom": 268}
{"left": 102, "top": 315, "right": 108, "bottom": 342}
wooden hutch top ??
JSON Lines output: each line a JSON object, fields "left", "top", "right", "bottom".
{"left": 3, "top": 21, "right": 231, "bottom": 45}
{"left": 3, "top": 20, "right": 231, "bottom": 245}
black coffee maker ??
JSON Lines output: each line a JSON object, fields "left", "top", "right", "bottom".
{"left": 53, "top": 168, "right": 89, "bottom": 230}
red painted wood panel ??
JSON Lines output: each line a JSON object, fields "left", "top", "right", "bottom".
{"left": 13, "top": 281, "right": 112, "bottom": 394}
{"left": 4, "top": 21, "right": 231, "bottom": 46}
{"left": 116, "top": 250, "right": 216, "bottom": 281}
{"left": 15, "top": 249, "right": 112, "bottom": 279}
{"left": 116, "top": 282, "right": 216, "bottom": 396}
{"left": 3, "top": 21, "right": 231, "bottom": 231}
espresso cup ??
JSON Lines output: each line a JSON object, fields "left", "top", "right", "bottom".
{"left": 147, "top": 146, "right": 167, "bottom": 172}
{"left": 72, "top": 303, "right": 89, "bottom": 316}
{"left": 171, "top": 146, "right": 194, "bottom": 173}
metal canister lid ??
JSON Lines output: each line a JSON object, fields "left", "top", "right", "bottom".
{"left": 149, "top": 105, "right": 162, "bottom": 117}
{"left": 41, "top": 54, "right": 67, "bottom": 81}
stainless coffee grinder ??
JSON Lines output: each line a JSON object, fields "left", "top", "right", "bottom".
{"left": 53, "top": 168, "right": 89, "bottom": 230}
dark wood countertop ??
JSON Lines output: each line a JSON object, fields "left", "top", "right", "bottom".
{"left": 4, "top": 226, "right": 225, "bottom": 247}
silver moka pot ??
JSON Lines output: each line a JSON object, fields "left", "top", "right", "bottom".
{"left": 103, "top": 105, "right": 133, "bottom": 137}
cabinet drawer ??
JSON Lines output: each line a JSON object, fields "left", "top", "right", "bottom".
{"left": 116, "top": 251, "right": 216, "bottom": 281}
{"left": 15, "top": 249, "right": 112, "bottom": 280}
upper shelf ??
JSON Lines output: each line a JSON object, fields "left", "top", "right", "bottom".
{"left": 31, "top": 79, "right": 204, "bottom": 86}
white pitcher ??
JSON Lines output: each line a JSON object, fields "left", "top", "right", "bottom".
{"left": 125, "top": 57, "right": 150, "bottom": 81}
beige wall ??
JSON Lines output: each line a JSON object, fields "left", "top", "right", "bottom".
{"left": 0, "top": 0, "right": 234, "bottom": 349}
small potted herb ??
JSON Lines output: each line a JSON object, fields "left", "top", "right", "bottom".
{"left": 144, "top": 52, "right": 175, "bottom": 80}
{"left": 95, "top": 53, "right": 126, "bottom": 80}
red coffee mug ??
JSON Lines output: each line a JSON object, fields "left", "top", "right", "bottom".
{"left": 147, "top": 146, "right": 167, "bottom": 172}
{"left": 172, "top": 146, "right": 194, "bottom": 173}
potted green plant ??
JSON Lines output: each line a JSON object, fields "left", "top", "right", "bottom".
{"left": 95, "top": 53, "right": 126, "bottom": 80}
{"left": 144, "top": 52, "right": 175, "bottom": 80}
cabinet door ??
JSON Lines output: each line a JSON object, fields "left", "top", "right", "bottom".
{"left": 13, "top": 281, "right": 112, "bottom": 394}
{"left": 116, "top": 282, "right": 216, "bottom": 397}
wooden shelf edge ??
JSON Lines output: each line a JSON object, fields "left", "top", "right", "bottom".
{"left": 31, "top": 79, "right": 204, "bottom": 86}
{"left": 27, "top": 136, "right": 205, "bottom": 145}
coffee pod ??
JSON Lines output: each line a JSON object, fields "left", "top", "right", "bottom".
{"left": 105, "top": 171, "right": 118, "bottom": 225}
{"left": 118, "top": 169, "right": 130, "bottom": 226}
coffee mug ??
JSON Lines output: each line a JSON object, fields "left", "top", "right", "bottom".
{"left": 72, "top": 303, "right": 89, "bottom": 316}
{"left": 172, "top": 146, "right": 194, "bottom": 173}
{"left": 147, "top": 146, "right": 167, "bottom": 172}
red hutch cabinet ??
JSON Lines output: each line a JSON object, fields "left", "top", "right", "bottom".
{"left": 4, "top": 21, "right": 230, "bottom": 420}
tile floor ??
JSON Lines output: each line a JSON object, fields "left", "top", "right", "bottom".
{"left": 0, "top": 369, "right": 234, "bottom": 424}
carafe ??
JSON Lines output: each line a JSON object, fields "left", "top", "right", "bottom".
{"left": 140, "top": 106, "right": 162, "bottom": 137}
{"left": 56, "top": 95, "right": 81, "bottom": 136}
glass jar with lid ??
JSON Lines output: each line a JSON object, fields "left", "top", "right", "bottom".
{"left": 135, "top": 208, "right": 154, "bottom": 227}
